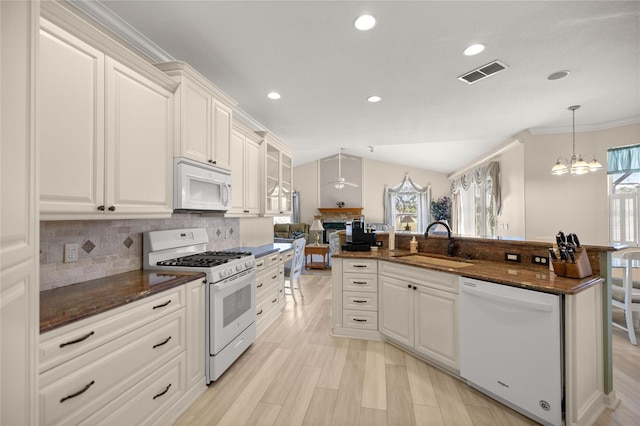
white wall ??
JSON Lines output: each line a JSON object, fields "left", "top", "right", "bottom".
{"left": 320, "top": 153, "right": 362, "bottom": 208}
{"left": 495, "top": 141, "right": 526, "bottom": 238}
{"left": 293, "top": 157, "right": 450, "bottom": 225}
{"left": 293, "top": 161, "right": 319, "bottom": 224}
{"left": 523, "top": 123, "right": 639, "bottom": 245}
{"left": 238, "top": 217, "right": 274, "bottom": 246}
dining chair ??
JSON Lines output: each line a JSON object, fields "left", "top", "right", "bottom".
{"left": 284, "top": 237, "right": 306, "bottom": 303}
{"left": 611, "top": 249, "right": 640, "bottom": 345}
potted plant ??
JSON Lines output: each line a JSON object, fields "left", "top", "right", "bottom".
{"left": 431, "top": 196, "right": 451, "bottom": 222}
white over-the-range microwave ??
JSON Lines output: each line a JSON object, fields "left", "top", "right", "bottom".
{"left": 174, "top": 157, "right": 231, "bottom": 212}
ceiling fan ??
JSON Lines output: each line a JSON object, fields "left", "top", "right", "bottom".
{"left": 324, "top": 148, "right": 359, "bottom": 189}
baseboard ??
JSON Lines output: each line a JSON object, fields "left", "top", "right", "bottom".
{"left": 159, "top": 381, "right": 207, "bottom": 425}
{"left": 330, "top": 327, "right": 384, "bottom": 341}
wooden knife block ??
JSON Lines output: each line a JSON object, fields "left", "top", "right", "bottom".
{"left": 551, "top": 248, "right": 592, "bottom": 279}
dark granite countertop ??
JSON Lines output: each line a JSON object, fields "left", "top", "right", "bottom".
{"left": 230, "top": 242, "right": 294, "bottom": 258}
{"left": 334, "top": 249, "right": 602, "bottom": 295}
{"left": 40, "top": 270, "right": 205, "bottom": 333}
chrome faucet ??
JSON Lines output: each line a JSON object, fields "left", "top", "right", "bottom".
{"left": 424, "top": 221, "right": 455, "bottom": 257}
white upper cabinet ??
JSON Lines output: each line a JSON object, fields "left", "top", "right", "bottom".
{"left": 228, "top": 120, "right": 262, "bottom": 216}
{"left": 39, "top": 19, "right": 105, "bottom": 215}
{"left": 155, "top": 61, "right": 237, "bottom": 171}
{"left": 38, "top": 18, "right": 177, "bottom": 220}
{"left": 260, "top": 132, "right": 293, "bottom": 216}
{"left": 105, "top": 58, "right": 173, "bottom": 216}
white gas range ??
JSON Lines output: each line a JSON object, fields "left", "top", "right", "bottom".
{"left": 143, "top": 228, "right": 256, "bottom": 384}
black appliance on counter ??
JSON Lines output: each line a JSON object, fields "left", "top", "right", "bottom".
{"left": 343, "top": 218, "right": 376, "bottom": 252}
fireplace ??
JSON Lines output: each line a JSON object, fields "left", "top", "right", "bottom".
{"left": 317, "top": 208, "right": 363, "bottom": 244}
{"left": 322, "top": 222, "right": 347, "bottom": 244}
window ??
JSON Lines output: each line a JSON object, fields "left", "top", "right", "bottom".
{"left": 451, "top": 161, "right": 501, "bottom": 237}
{"left": 384, "top": 175, "right": 430, "bottom": 233}
{"left": 610, "top": 172, "right": 639, "bottom": 246}
{"left": 608, "top": 144, "right": 640, "bottom": 247}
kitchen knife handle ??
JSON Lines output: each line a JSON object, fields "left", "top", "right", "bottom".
{"left": 549, "top": 248, "right": 558, "bottom": 261}
{"left": 572, "top": 233, "right": 580, "bottom": 247}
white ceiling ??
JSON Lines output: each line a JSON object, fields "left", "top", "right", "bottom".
{"left": 96, "top": 0, "right": 640, "bottom": 174}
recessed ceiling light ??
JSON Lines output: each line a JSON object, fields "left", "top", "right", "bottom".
{"left": 367, "top": 95, "right": 382, "bottom": 103}
{"left": 463, "top": 44, "right": 485, "bottom": 56}
{"left": 355, "top": 15, "right": 376, "bottom": 31}
{"left": 267, "top": 92, "right": 281, "bottom": 100}
{"left": 547, "top": 70, "right": 570, "bottom": 80}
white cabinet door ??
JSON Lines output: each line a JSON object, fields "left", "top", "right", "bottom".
{"left": 185, "top": 278, "right": 206, "bottom": 391}
{"left": 244, "top": 138, "right": 261, "bottom": 214}
{"left": 105, "top": 58, "right": 173, "bottom": 215}
{"left": 414, "top": 285, "right": 459, "bottom": 370}
{"left": 280, "top": 152, "right": 293, "bottom": 215}
{"left": 179, "top": 77, "right": 211, "bottom": 165}
{"left": 212, "top": 102, "right": 232, "bottom": 170}
{"left": 1, "top": 3, "right": 38, "bottom": 423}
{"left": 379, "top": 275, "right": 414, "bottom": 347}
{"left": 38, "top": 19, "right": 105, "bottom": 215}
{"left": 229, "top": 130, "right": 245, "bottom": 213}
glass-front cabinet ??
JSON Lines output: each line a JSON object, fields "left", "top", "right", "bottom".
{"left": 261, "top": 132, "right": 293, "bottom": 216}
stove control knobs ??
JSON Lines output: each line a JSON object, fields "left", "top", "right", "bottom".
{"left": 219, "top": 269, "right": 227, "bottom": 279}
{"left": 236, "top": 265, "right": 242, "bottom": 272}
{"left": 245, "top": 261, "right": 253, "bottom": 268}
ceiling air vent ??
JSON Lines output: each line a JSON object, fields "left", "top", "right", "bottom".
{"left": 458, "top": 60, "right": 509, "bottom": 84}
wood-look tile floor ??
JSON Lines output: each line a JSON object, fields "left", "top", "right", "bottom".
{"left": 176, "top": 274, "right": 640, "bottom": 426}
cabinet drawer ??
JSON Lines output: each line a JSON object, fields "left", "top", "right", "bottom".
{"left": 256, "top": 288, "right": 280, "bottom": 325}
{"left": 40, "top": 287, "right": 184, "bottom": 373}
{"left": 282, "top": 249, "right": 294, "bottom": 263}
{"left": 343, "top": 292, "right": 378, "bottom": 312}
{"left": 343, "top": 309, "right": 378, "bottom": 331}
{"left": 40, "top": 309, "right": 184, "bottom": 426}
{"left": 343, "top": 273, "right": 378, "bottom": 292}
{"left": 380, "top": 261, "right": 458, "bottom": 293}
{"left": 256, "top": 265, "right": 279, "bottom": 298}
{"left": 256, "top": 252, "right": 280, "bottom": 271}
{"left": 343, "top": 259, "right": 377, "bottom": 274}
{"left": 79, "top": 354, "right": 184, "bottom": 426}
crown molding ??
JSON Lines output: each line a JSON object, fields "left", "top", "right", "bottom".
{"left": 529, "top": 116, "right": 640, "bottom": 135}
{"left": 65, "top": 0, "right": 174, "bottom": 63}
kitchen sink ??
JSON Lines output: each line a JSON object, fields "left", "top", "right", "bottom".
{"left": 393, "top": 254, "right": 473, "bottom": 268}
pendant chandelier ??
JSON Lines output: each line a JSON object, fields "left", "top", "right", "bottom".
{"left": 551, "top": 105, "right": 603, "bottom": 176}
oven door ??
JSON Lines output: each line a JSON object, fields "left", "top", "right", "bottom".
{"left": 209, "top": 269, "right": 256, "bottom": 355}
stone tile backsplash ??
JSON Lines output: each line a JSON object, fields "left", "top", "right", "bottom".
{"left": 40, "top": 215, "right": 240, "bottom": 291}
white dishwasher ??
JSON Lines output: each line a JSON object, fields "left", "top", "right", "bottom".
{"left": 459, "top": 277, "right": 563, "bottom": 426}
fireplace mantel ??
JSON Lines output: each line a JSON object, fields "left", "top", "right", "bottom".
{"left": 317, "top": 207, "right": 363, "bottom": 223}
{"left": 317, "top": 208, "right": 363, "bottom": 216}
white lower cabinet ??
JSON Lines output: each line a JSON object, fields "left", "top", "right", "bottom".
{"left": 38, "top": 278, "right": 206, "bottom": 426}
{"left": 379, "top": 262, "right": 459, "bottom": 372}
{"left": 255, "top": 252, "right": 282, "bottom": 337}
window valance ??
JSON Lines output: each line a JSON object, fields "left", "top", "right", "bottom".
{"left": 607, "top": 143, "right": 640, "bottom": 174}
{"left": 450, "top": 161, "right": 502, "bottom": 215}
{"left": 383, "top": 174, "right": 431, "bottom": 233}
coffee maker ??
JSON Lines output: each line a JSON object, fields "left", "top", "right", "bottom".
{"left": 343, "top": 217, "right": 376, "bottom": 251}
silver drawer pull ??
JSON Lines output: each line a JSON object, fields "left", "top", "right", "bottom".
{"left": 153, "top": 384, "right": 171, "bottom": 400}
{"left": 60, "top": 380, "right": 95, "bottom": 403}
{"left": 59, "top": 331, "right": 95, "bottom": 348}
{"left": 353, "top": 318, "right": 368, "bottom": 322}
{"left": 353, "top": 300, "right": 367, "bottom": 303}
{"left": 152, "top": 336, "right": 172, "bottom": 349}
{"left": 353, "top": 281, "right": 367, "bottom": 285}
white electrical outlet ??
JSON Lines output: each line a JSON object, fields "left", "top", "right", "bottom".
{"left": 64, "top": 243, "right": 79, "bottom": 263}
